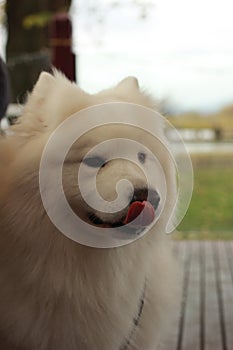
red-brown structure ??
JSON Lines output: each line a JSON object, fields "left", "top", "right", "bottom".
{"left": 50, "top": 13, "right": 76, "bottom": 82}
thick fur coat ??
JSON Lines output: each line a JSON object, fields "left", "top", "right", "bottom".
{"left": 0, "top": 72, "right": 178, "bottom": 350}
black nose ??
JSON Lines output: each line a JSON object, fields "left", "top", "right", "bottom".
{"left": 130, "top": 188, "right": 160, "bottom": 210}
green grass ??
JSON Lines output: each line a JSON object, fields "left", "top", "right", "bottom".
{"left": 176, "top": 157, "right": 233, "bottom": 239}
{"left": 166, "top": 103, "right": 233, "bottom": 239}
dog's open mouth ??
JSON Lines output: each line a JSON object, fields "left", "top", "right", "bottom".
{"left": 88, "top": 199, "right": 159, "bottom": 235}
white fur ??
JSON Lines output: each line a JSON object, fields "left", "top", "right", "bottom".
{"left": 0, "top": 72, "right": 179, "bottom": 350}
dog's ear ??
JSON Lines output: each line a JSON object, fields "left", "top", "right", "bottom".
{"left": 31, "top": 71, "right": 55, "bottom": 102}
{"left": 117, "top": 76, "right": 139, "bottom": 91}
{"left": 12, "top": 72, "right": 56, "bottom": 135}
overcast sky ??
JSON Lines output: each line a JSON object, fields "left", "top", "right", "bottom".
{"left": 1, "top": 1, "right": 233, "bottom": 112}
{"left": 72, "top": 0, "right": 233, "bottom": 54}
{"left": 71, "top": 0, "right": 233, "bottom": 112}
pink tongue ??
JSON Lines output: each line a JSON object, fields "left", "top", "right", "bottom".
{"left": 124, "top": 201, "right": 155, "bottom": 226}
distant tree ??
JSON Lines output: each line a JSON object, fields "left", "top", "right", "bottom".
{"left": 6, "top": 0, "right": 71, "bottom": 102}
{"left": 5, "top": 0, "right": 155, "bottom": 102}
{"left": 0, "top": 56, "right": 9, "bottom": 119}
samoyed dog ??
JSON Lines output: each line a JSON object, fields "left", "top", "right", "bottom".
{"left": 0, "top": 72, "right": 179, "bottom": 350}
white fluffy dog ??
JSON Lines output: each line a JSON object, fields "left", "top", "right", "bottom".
{"left": 0, "top": 72, "right": 178, "bottom": 350}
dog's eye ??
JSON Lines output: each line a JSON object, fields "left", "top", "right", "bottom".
{"left": 138, "top": 152, "right": 146, "bottom": 164}
{"left": 83, "top": 156, "right": 106, "bottom": 168}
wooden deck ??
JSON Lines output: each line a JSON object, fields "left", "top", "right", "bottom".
{"left": 158, "top": 241, "right": 233, "bottom": 350}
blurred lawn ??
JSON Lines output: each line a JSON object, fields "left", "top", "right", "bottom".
{"left": 175, "top": 152, "right": 233, "bottom": 240}
{"left": 167, "top": 104, "right": 233, "bottom": 133}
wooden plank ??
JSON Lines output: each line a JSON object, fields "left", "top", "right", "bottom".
{"left": 221, "top": 241, "right": 233, "bottom": 349}
{"left": 181, "top": 241, "right": 201, "bottom": 350}
{"left": 212, "top": 242, "right": 227, "bottom": 350}
{"left": 204, "top": 242, "right": 222, "bottom": 350}
{"left": 157, "top": 241, "right": 188, "bottom": 350}
{"left": 199, "top": 241, "right": 205, "bottom": 350}
{"left": 176, "top": 241, "right": 193, "bottom": 350}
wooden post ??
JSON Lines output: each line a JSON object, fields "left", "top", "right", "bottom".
{"left": 50, "top": 13, "right": 76, "bottom": 82}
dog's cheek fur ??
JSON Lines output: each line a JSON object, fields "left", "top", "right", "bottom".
{"left": 0, "top": 188, "right": 166, "bottom": 350}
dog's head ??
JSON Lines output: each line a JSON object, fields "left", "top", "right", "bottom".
{"left": 2, "top": 71, "right": 177, "bottom": 245}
